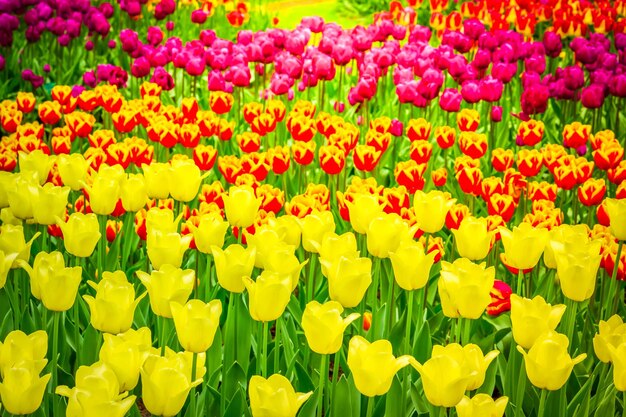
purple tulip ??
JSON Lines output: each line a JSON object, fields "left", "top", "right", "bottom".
{"left": 151, "top": 66, "right": 174, "bottom": 90}
{"left": 83, "top": 70, "right": 97, "bottom": 87}
{"left": 131, "top": 57, "right": 151, "bottom": 78}
{"left": 543, "top": 31, "right": 562, "bottom": 58}
{"left": 191, "top": 10, "right": 207, "bottom": 24}
{"left": 147, "top": 26, "right": 163, "bottom": 46}
{"left": 581, "top": 84, "right": 605, "bottom": 109}
{"left": 521, "top": 83, "right": 549, "bottom": 115}
{"left": 480, "top": 76, "right": 503, "bottom": 102}
{"left": 491, "top": 105, "right": 503, "bottom": 122}
{"left": 207, "top": 70, "right": 225, "bottom": 91}
{"left": 609, "top": 74, "right": 626, "bottom": 97}
{"left": 461, "top": 80, "right": 481, "bottom": 103}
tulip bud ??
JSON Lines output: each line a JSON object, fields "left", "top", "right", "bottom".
{"left": 121, "top": 173, "right": 148, "bottom": 212}
{"left": 499, "top": 223, "right": 549, "bottom": 270}
{"left": 389, "top": 239, "right": 436, "bottom": 290}
{"left": 57, "top": 212, "right": 101, "bottom": 258}
{"left": 451, "top": 217, "right": 494, "bottom": 261}
{"left": 136, "top": 265, "right": 195, "bottom": 318}
{"left": 302, "top": 301, "right": 360, "bottom": 354}
{"left": 99, "top": 328, "right": 152, "bottom": 391}
{"left": 30, "top": 183, "right": 70, "bottom": 225}
{"left": 171, "top": 299, "right": 222, "bottom": 353}
{"left": 593, "top": 315, "right": 626, "bottom": 364}
{"left": 510, "top": 294, "right": 566, "bottom": 349}
{"left": 244, "top": 270, "right": 292, "bottom": 322}
{"left": 146, "top": 229, "right": 191, "bottom": 270}
{"left": 223, "top": 185, "right": 262, "bottom": 229}
{"left": 211, "top": 244, "right": 256, "bottom": 293}
{"left": 0, "top": 330, "right": 48, "bottom": 376}
{"left": 0, "top": 360, "right": 50, "bottom": 415}
{"left": 366, "top": 213, "right": 415, "bottom": 258}
{"left": 439, "top": 258, "right": 495, "bottom": 319}
{"left": 249, "top": 374, "right": 312, "bottom": 417}
{"left": 322, "top": 255, "right": 372, "bottom": 308}
{"left": 456, "top": 394, "right": 508, "bottom": 417}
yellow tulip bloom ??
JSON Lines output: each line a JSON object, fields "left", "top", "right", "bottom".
{"left": 389, "top": 239, "right": 436, "bottom": 290}
{"left": 517, "top": 331, "right": 586, "bottom": 391}
{"left": 413, "top": 190, "right": 456, "bottom": 234}
{"left": 0, "top": 330, "right": 47, "bottom": 376}
{"left": 322, "top": 255, "right": 372, "bottom": 308}
{"left": 6, "top": 173, "right": 37, "bottom": 219}
{"left": 57, "top": 213, "right": 101, "bottom": 258}
{"left": 366, "top": 213, "right": 415, "bottom": 259}
{"left": 136, "top": 265, "right": 195, "bottom": 318}
{"left": 146, "top": 230, "right": 191, "bottom": 270}
{"left": 0, "top": 224, "right": 39, "bottom": 268}
{"left": 57, "top": 153, "right": 90, "bottom": 191}
{"left": 269, "top": 215, "right": 302, "bottom": 249}
{"left": 249, "top": 374, "right": 313, "bottom": 417}
{"left": 142, "top": 162, "right": 171, "bottom": 200}
{"left": 499, "top": 223, "right": 549, "bottom": 270}
{"left": 222, "top": 185, "right": 262, "bottom": 229}
{"left": 83, "top": 271, "right": 146, "bottom": 334}
{"left": 87, "top": 165, "right": 123, "bottom": 215}
{"left": 451, "top": 217, "right": 494, "bottom": 261}
{"left": 146, "top": 207, "right": 182, "bottom": 235}
{"left": 316, "top": 231, "right": 359, "bottom": 278}
{"left": 0, "top": 250, "right": 17, "bottom": 289}
{"left": 459, "top": 344, "right": 499, "bottom": 391}
{"left": 346, "top": 194, "right": 383, "bottom": 234}
{"left": 605, "top": 198, "right": 626, "bottom": 241}
{"left": 187, "top": 212, "right": 229, "bottom": 254}
{"left": 121, "top": 173, "right": 148, "bottom": 212}
{"left": 608, "top": 343, "right": 626, "bottom": 391}
{"left": 302, "top": 301, "right": 360, "bottom": 355}
{"left": 593, "top": 315, "right": 626, "bottom": 363}
{"left": 456, "top": 394, "right": 508, "bottom": 417}
{"left": 244, "top": 271, "right": 292, "bottom": 322}
{"left": 245, "top": 227, "right": 294, "bottom": 269}
{"left": 99, "top": 328, "right": 152, "bottom": 391}
{"left": 299, "top": 210, "right": 336, "bottom": 254}
{"left": 438, "top": 258, "right": 495, "bottom": 319}
{"left": 169, "top": 159, "right": 206, "bottom": 202}
{"left": 211, "top": 244, "right": 256, "bottom": 293}
{"left": 551, "top": 239, "right": 602, "bottom": 301}
{"left": 38, "top": 263, "right": 82, "bottom": 312}
{"left": 0, "top": 360, "right": 50, "bottom": 415}
{"left": 18, "top": 149, "right": 55, "bottom": 185}
{"left": 171, "top": 299, "right": 222, "bottom": 353}
{"left": 0, "top": 172, "right": 14, "bottom": 208}
{"left": 510, "top": 294, "right": 566, "bottom": 350}
{"left": 543, "top": 224, "right": 589, "bottom": 269}
{"left": 347, "top": 336, "right": 412, "bottom": 397}
{"left": 30, "top": 183, "right": 70, "bottom": 225}
{"left": 263, "top": 250, "right": 307, "bottom": 291}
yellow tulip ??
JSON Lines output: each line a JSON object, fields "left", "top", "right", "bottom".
{"left": 302, "top": 301, "right": 360, "bottom": 354}
{"left": 99, "top": 328, "right": 152, "bottom": 391}
{"left": 0, "top": 207, "right": 21, "bottom": 226}
{"left": 57, "top": 153, "right": 90, "bottom": 191}
{"left": 451, "top": 217, "right": 494, "bottom": 261}
{"left": 0, "top": 330, "right": 47, "bottom": 376}
{"left": 0, "top": 224, "right": 39, "bottom": 268}
{"left": 136, "top": 265, "right": 195, "bottom": 318}
{"left": 30, "top": 183, "right": 70, "bottom": 225}
{"left": 346, "top": 194, "right": 383, "bottom": 234}
{"left": 121, "top": 173, "right": 148, "bottom": 212}
{"left": 142, "top": 162, "right": 171, "bottom": 200}
{"left": 6, "top": 173, "right": 37, "bottom": 219}
{"left": 187, "top": 212, "right": 229, "bottom": 254}
{"left": 18, "top": 251, "right": 64, "bottom": 300}
{"left": 57, "top": 212, "right": 101, "bottom": 258}
{"left": 56, "top": 361, "right": 136, "bottom": 417}
{"left": 269, "top": 215, "right": 301, "bottom": 249}
{"left": 18, "top": 149, "right": 55, "bottom": 185}
{"left": 249, "top": 374, "right": 313, "bottom": 417}
{"left": 321, "top": 255, "right": 372, "bottom": 308}
{"left": 263, "top": 250, "right": 307, "bottom": 291}
{"left": 608, "top": 343, "right": 626, "bottom": 391}
{"left": 169, "top": 159, "right": 207, "bottom": 202}
{"left": 459, "top": 344, "right": 499, "bottom": 391}
{"left": 410, "top": 344, "right": 474, "bottom": 408}
{"left": 593, "top": 315, "right": 626, "bottom": 363}
{"left": 517, "top": 331, "right": 586, "bottom": 390}
{"left": 171, "top": 299, "right": 222, "bottom": 353}
{"left": 389, "top": 239, "right": 436, "bottom": 290}
{"left": 347, "top": 336, "right": 412, "bottom": 397}
{"left": 605, "top": 198, "right": 626, "bottom": 240}
{"left": 366, "top": 213, "right": 415, "bottom": 258}
{"left": 244, "top": 271, "right": 293, "bottom": 322}
{"left": 456, "top": 394, "right": 508, "bottom": 417}
{"left": 86, "top": 164, "right": 124, "bottom": 215}
{"left": 510, "top": 294, "right": 566, "bottom": 350}
{"left": 315, "top": 231, "right": 359, "bottom": 278}
{"left": 83, "top": 270, "right": 146, "bottom": 334}
{"left": 245, "top": 227, "right": 295, "bottom": 269}
{"left": 299, "top": 210, "right": 336, "bottom": 253}
{"left": 499, "top": 223, "right": 550, "bottom": 270}
{"left": 146, "top": 230, "right": 191, "bottom": 270}
{"left": 211, "top": 244, "right": 256, "bottom": 293}
{"left": 0, "top": 171, "right": 14, "bottom": 208}
{"left": 140, "top": 351, "right": 203, "bottom": 417}
{"left": 551, "top": 239, "right": 602, "bottom": 301}
{"left": 413, "top": 190, "right": 456, "bottom": 234}
{"left": 39, "top": 263, "right": 82, "bottom": 312}
{"left": 0, "top": 360, "right": 50, "bottom": 415}
{"left": 0, "top": 250, "right": 17, "bottom": 289}
{"left": 222, "top": 185, "right": 262, "bottom": 229}
{"left": 438, "top": 258, "right": 495, "bottom": 319}
{"left": 543, "top": 224, "right": 589, "bottom": 269}
{"left": 146, "top": 207, "right": 182, "bottom": 235}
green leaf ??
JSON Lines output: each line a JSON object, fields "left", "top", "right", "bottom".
{"left": 384, "top": 376, "right": 403, "bottom": 417}
{"left": 332, "top": 375, "right": 354, "bottom": 417}
{"left": 295, "top": 360, "right": 315, "bottom": 393}
{"left": 223, "top": 362, "right": 247, "bottom": 405}
{"left": 224, "top": 385, "right": 245, "bottom": 417}
{"left": 413, "top": 321, "right": 432, "bottom": 364}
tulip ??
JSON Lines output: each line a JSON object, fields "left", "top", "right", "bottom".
{"left": 30, "top": 183, "right": 70, "bottom": 225}
{"left": 551, "top": 239, "right": 602, "bottom": 301}
{"left": 56, "top": 361, "right": 136, "bottom": 417}
{"left": 83, "top": 270, "right": 146, "bottom": 334}
{"left": 389, "top": 239, "right": 436, "bottom": 291}
{"left": 299, "top": 210, "right": 336, "bottom": 253}
{"left": 169, "top": 159, "right": 207, "bottom": 202}
{"left": 0, "top": 330, "right": 47, "bottom": 376}
{"left": 367, "top": 213, "right": 415, "bottom": 258}
{"left": 143, "top": 162, "right": 171, "bottom": 199}
{"left": 410, "top": 344, "right": 474, "bottom": 407}
{"left": 0, "top": 360, "right": 50, "bottom": 415}
{"left": 146, "top": 207, "right": 182, "bottom": 235}
{"left": 0, "top": 224, "right": 39, "bottom": 268}
{"left": 18, "top": 251, "right": 64, "bottom": 300}
{"left": 140, "top": 352, "right": 203, "bottom": 417}
{"left": 347, "top": 336, "right": 412, "bottom": 397}
{"left": 57, "top": 153, "right": 90, "bottom": 191}
{"left": 322, "top": 255, "right": 372, "bottom": 308}
{"left": 438, "top": 258, "right": 495, "bottom": 319}
{"left": 315, "top": 231, "right": 359, "bottom": 278}
{"left": 37, "top": 262, "right": 82, "bottom": 312}
{"left": 6, "top": 173, "right": 38, "bottom": 219}
{"left": 245, "top": 228, "right": 295, "bottom": 269}
{"left": 0, "top": 250, "right": 16, "bottom": 289}
{"left": 136, "top": 265, "right": 195, "bottom": 318}
{"left": 57, "top": 213, "right": 101, "bottom": 258}
{"left": 249, "top": 374, "right": 313, "bottom": 417}
{"left": 302, "top": 301, "right": 360, "bottom": 355}
{"left": 461, "top": 344, "right": 500, "bottom": 390}
{"left": 222, "top": 185, "right": 262, "bottom": 229}
{"left": 211, "top": 244, "right": 256, "bottom": 293}
{"left": 99, "top": 328, "right": 152, "bottom": 391}
{"left": 269, "top": 215, "right": 302, "bottom": 248}
{"left": 456, "top": 394, "right": 508, "bottom": 417}
{"left": 171, "top": 299, "right": 222, "bottom": 353}
{"left": 146, "top": 230, "right": 191, "bottom": 270}
{"left": 517, "top": 331, "right": 586, "bottom": 390}
{"left": 345, "top": 194, "right": 382, "bottom": 234}
{"left": 452, "top": 216, "right": 495, "bottom": 259}
{"left": 593, "top": 315, "right": 626, "bottom": 363}
{"left": 543, "top": 224, "right": 589, "bottom": 269}
{"left": 608, "top": 343, "right": 626, "bottom": 391}
{"left": 87, "top": 165, "right": 124, "bottom": 215}
{"left": 244, "top": 271, "right": 292, "bottom": 322}
{"left": 121, "top": 174, "right": 148, "bottom": 212}
{"left": 605, "top": 198, "right": 626, "bottom": 240}
{"left": 187, "top": 212, "right": 229, "bottom": 254}
{"left": 18, "top": 150, "right": 55, "bottom": 185}
{"left": 499, "top": 223, "right": 550, "bottom": 270}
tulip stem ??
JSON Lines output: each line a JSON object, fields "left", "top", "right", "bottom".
{"left": 98, "top": 214, "right": 107, "bottom": 277}
{"left": 50, "top": 311, "right": 60, "bottom": 394}
{"left": 262, "top": 321, "right": 269, "bottom": 377}
{"left": 190, "top": 352, "right": 198, "bottom": 417}
{"left": 563, "top": 298, "right": 578, "bottom": 348}
{"left": 160, "top": 316, "right": 167, "bottom": 356}
{"left": 405, "top": 290, "right": 414, "bottom": 354}
{"left": 317, "top": 354, "right": 327, "bottom": 417}
{"left": 274, "top": 317, "right": 281, "bottom": 374}
{"left": 538, "top": 389, "right": 548, "bottom": 417}
{"left": 608, "top": 241, "right": 624, "bottom": 318}
{"left": 516, "top": 270, "right": 524, "bottom": 298}
{"left": 365, "top": 396, "right": 374, "bottom": 417}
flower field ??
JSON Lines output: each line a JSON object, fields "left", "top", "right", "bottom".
{"left": 0, "top": 0, "right": 626, "bottom": 416}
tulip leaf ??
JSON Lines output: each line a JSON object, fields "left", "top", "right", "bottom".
{"left": 295, "top": 360, "right": 316, "bottom": 393}
{"left": 297, "top": 387, "right": 318, "bottom": 417}
{"left": 332, "top": 375, "right": 353, "bottom": 417}
{"left": 384, "top": 375, "right": 403, "bottom": 417}
{"left": 476, "top": 353, "right": 498, "bottom": 395}
{"left": 0, "top": 308, "right": 12, "bottom": 339}
{"left": 207, "top": 327, "right": 223, "bottom": 379}
{"left": 593, "top": 387, "right": 616, "bottom": 417}
{"left": 568, "top": 374, "right": 593, "bottom": 417}
{"left": 410, "top": 378, "right": 431, "bottom": 414}
{"left": 80, "top": 324, "right": 100, "bottom": 365}
{"left": 223, "top": 362, "right": 247, "bottom": 406}
{"left": 412, "top": 320, "right": 431, "bottom": 364}
{"left": 224, "top": 385, "right": 245, "bottom": 417}
{"left": 389, "top": 306, "right": 406, "bottom": 350}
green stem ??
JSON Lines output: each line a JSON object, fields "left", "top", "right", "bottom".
{"left": 73, "top": 301, "right": 81, "bottom": 369}
{"left": 609, "top": 241, "right": 624, "bottom": 317}
{"left": 190, "top": 352, "right": 198, "bottom": 417}
{"left": 274, "top": 317, "right": 281, "bottom": 374}
{"left": 317, "top": 354, "right": 327, "bottom": 417}
{"left": 50, "top": 312, "right": 60, "bottom": 393}
{"left": 517, "top": 269, "right": 524, "bottom": 298}
{"left": 405, "top": 290, "right": 414, "bottom": 354}
{"left": 98, "top": 215, "right": 107, "bottom": 276}
{"left": 386, "top": 279, "right": 395, "bottom": 338}
{"left": 262, "top": 321, "right": 269, "bottom": 377}
{"left": 564, "top": 298, "right": 578, "bottom": 347}
{"left": 365, "top": 396, "right": 374, "bottom": 417}
{"left": 368, "top": 258, "right": 381, "bottom": 341}
{"left": 160, "top": 316, "right": 168, "bottom": 356}
{"left": 538, "top": 390, "right": 548, "bottom": 417}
